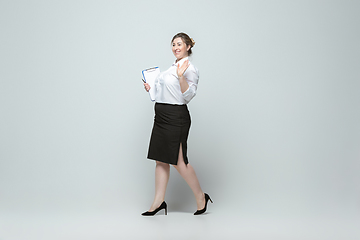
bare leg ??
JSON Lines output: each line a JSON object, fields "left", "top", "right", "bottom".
{"left": 173, "top": 144, "right": 205, "bottom": 210}
{"left": 149, "top": 161, "right": 170, "bottom": 211}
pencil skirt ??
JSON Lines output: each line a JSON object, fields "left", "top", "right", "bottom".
{"left": 147, "top": 102, "right": 191, "bottom": 165}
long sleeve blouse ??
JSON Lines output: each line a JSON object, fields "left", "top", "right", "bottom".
{"left": 154, "top": 57, "right": 199, "bottom": 105}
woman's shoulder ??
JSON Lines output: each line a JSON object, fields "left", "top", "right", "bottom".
{"left": 187, "top": 61, "right": 199, "bottom": 74}
{"left": 184, "top": 61, "right": 199, "bottom": 81}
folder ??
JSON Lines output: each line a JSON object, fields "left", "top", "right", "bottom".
{"left": 142, "top": 67, "right": 160, "bottom": 101}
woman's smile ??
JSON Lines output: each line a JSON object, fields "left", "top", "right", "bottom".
{"left": 172, "top": 37, "right": 190, "bottom": 61}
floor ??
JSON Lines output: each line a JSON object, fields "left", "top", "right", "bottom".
{"left": 1, "top": 206, "right": 359, "bottom": 240}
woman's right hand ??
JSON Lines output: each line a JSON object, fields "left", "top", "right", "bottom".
{"left": 144, "top": 82, "right": 151, "bottom": 92}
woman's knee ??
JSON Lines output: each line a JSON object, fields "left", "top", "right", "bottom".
{"left": 173, "top": 160, "right": 187, "bottom": 172}
{"left": 156, "top": 161, "right": 170, "bottom": 168}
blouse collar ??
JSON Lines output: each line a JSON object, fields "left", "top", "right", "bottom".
{"left": 172, "top": 57, "right": 189, "bottom": 66}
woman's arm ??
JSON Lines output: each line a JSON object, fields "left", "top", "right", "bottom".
{"left": 177, "top": 60, "right": 190, "bottom": 93}
{"left": 178, "top": 75, "right": 189, "bottom": 93}
{"left": 177, "top": 60, "right": 199, "bottom": 103}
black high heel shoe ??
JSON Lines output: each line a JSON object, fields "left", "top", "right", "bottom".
{"left": 141, "top": 201, "right": 167, "bottom": 216}
{"left": 194, "top": 193, "right": 213, "bottom": 215}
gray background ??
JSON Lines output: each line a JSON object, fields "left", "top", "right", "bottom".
{"left": 1, "top": 0, "right": 359, "bottom": 239}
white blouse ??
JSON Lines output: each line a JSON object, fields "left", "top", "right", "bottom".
{"left": 154, "top": 57, "right": 199, "bottom": 105}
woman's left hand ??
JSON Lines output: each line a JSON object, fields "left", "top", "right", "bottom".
{"left": 176, "top": 60, "right": 190, "bottom": 78}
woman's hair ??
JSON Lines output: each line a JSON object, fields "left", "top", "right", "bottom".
{"left": 171, "top": 32, "right": 195, "bottom": 56}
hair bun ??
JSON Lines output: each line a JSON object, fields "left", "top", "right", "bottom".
{"left": 190, "top": 38, "right": 195, "bottom": 47}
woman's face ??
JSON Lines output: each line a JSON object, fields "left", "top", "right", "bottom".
{"left": 172, "top": 37, "right": 190, "bottom": 61}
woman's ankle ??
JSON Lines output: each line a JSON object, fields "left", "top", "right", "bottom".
{"left": 195, "top": 192, "right": 205, "bottom": 201}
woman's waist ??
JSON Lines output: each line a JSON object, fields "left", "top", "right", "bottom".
{"left": 154, "top": 102, "right": 190, "bottom": 123}
{"left": 155, "top": 102, "right": 186, "bottom": 107}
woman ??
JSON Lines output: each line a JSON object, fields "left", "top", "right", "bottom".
{"left": 141, "top": 32, "right": 212, "bottom": 216}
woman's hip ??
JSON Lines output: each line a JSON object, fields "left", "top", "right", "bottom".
{"left": 154, "top": 102, "right": 191, "bottom": 125}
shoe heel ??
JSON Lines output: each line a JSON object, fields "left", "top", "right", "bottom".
{"left": 141, "top": 201, "right": 167, "bottom": 216}
{"left": 193, "top": 193, "right": 212, "bottom": 215}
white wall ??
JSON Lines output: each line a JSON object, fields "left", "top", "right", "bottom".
{"left": 0, "top": 0, "right": 359, "bottom": 218}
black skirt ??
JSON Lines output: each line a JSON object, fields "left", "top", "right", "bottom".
{"left": 147, "top": 102, "right": 191, "bottom": 165}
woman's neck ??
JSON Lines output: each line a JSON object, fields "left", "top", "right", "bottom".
{"left": 175, "top": 56, "right": 188, "bottom": 63}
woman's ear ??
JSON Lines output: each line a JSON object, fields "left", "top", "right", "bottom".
{"left": 187, "top": 45, "right": 191, "bottom": 51}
